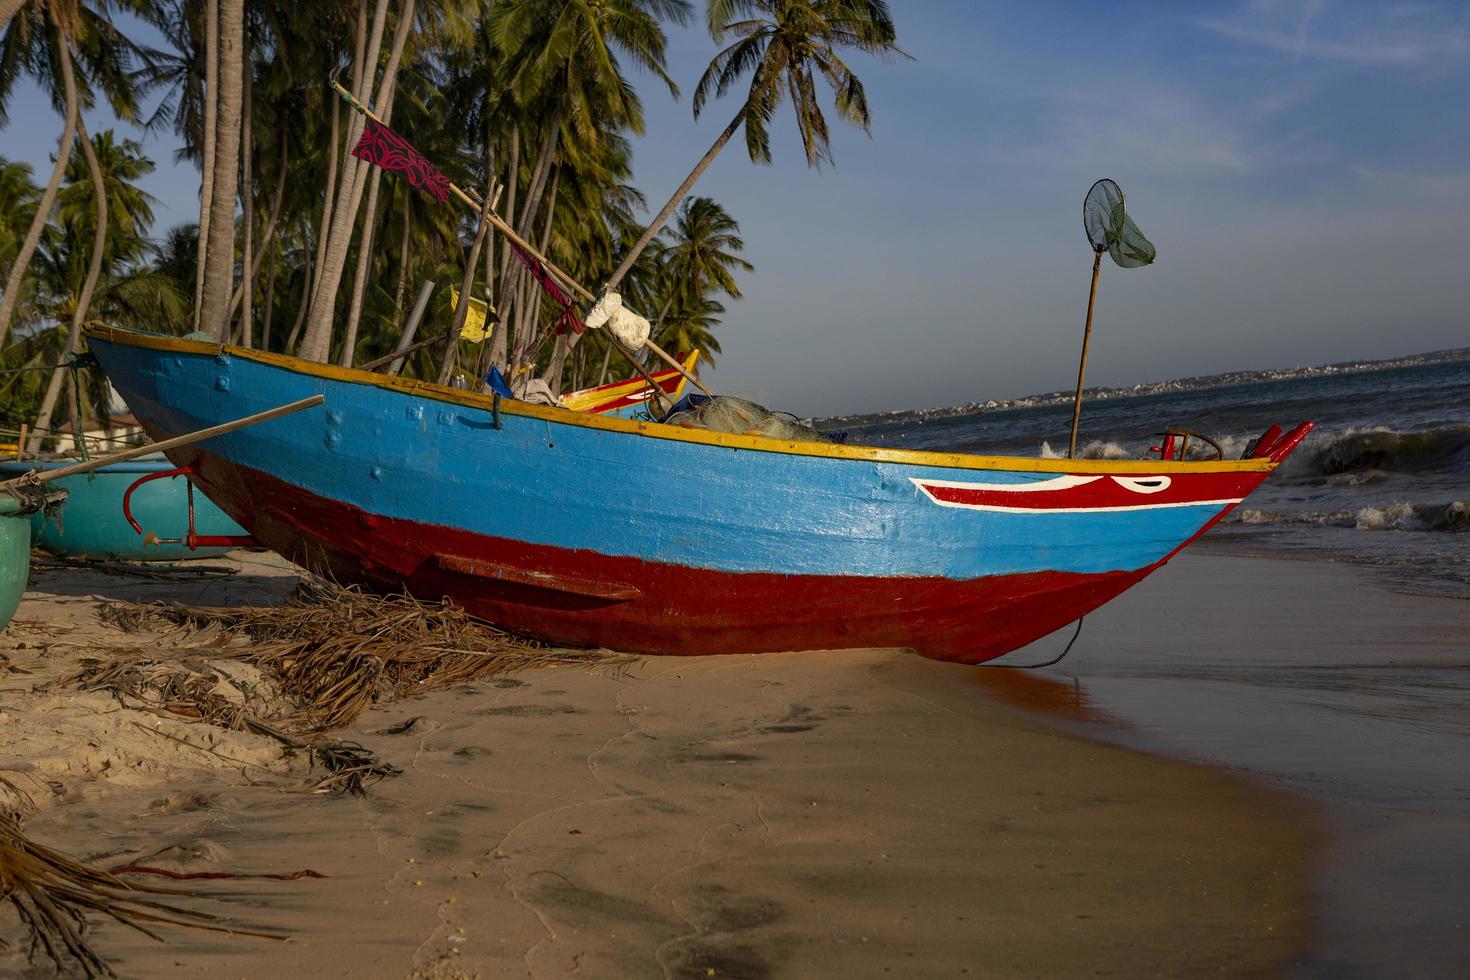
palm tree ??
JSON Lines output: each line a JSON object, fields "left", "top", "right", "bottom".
{"left": 194, "top": 0, "right": 244, "bottom": 339}
{"left": 602, "top": 0, "right": 903, "bottom": 294}
{"left": 0, "top": 0, "right": 143, "bottom": 347}
{"left": 28, "top": 127, "right": 158, "bottom": 448}
{"left": 13, "top": 133, "right": 182, "bottom": 442}
{"left": 298, "top": 0, "right": 419, "bottom": 363}
{"left": 482, "top": 0, "right": 688, "bottom": 376}
{"left": 657, "top": 195, "right": 750, "bottom": 311}
{"left": 0, "top": 157, "right": 39, "bottom": 283}
{"left": 656, "top": 292, "right": 724, "bottom": 366}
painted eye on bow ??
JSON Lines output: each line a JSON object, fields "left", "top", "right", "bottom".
{"left": 1111, "top": 476, "right": 1171, "bottom": 494}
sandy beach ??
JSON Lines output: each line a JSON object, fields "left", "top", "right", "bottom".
{"left": 0, "top": 550, "right": 1319, "bottom": 979}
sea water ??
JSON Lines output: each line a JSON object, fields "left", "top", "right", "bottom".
{"left": 828, "top": 357, "right": 1470, "bottom": 597}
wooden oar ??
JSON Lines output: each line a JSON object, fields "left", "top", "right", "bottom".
{"left": 0, "top": 395, "right": 326, "bottom": 490}
{"left": 329, "top": 79, "right": 713, "bottom": 402}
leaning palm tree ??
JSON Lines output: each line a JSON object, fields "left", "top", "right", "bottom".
{"left": 0, "top": 0, "right": 143, "bottom": 347}
{"left": 601, "top": 0, "right": 903, "bottom": 293}
{"left": 28, "top": 127, "right": 157, "bottom": 449}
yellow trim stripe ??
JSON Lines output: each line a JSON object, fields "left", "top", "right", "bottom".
{"left": 83, "top": 326, "right": 1277, "bottom": 476}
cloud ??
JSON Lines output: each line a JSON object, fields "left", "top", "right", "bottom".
{"left": 1203, "top": 1, "right": 1470, "bottom": 67}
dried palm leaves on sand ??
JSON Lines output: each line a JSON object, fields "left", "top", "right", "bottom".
{"left": 94, "top": 579, "right": 631, "bottom": 731}
{"left": 0, "top": 779, "right": 290, "bottom": 979}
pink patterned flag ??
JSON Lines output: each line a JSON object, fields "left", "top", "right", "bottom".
{"left": 351, "top": 118, "right": 451, "bottom": 204}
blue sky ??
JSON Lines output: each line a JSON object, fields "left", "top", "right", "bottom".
{"left": 3, "top": 0, "right": 1468, "bottom": 415}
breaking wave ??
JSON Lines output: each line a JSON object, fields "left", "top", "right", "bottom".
{"left": 1296, "top": 426, "right": 1470, "bottom": 477}
{"left": 1039, "top": 439, "right": 1133, "bottom": 460}
{"left": 1232, "top": 500, "right": 1468, "bottom": 533}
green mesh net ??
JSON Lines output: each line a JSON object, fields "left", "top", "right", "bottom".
{"left": 1084, "top": 178, "right": 1156, "bottom": 269}
{"left": 664, "top": 397, "right": 831, "bottom": 443}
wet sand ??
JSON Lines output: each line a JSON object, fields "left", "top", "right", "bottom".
{"left": 978, "top": 550, "right": 1470, "bottom": 979}
{"left": 3, "top": 553, "right": 1315, "bottom": 978}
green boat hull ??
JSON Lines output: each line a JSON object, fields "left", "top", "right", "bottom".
{"left": 0, "top": 496, "right": 32, "bottom": 629}
{"left": 0, "top": 459, "right": 246, "bottom": 561}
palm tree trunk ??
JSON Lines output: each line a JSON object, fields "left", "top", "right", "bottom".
{"left": 309, "top": 95, "right": 339, "bottom": 311}
{"left": 237, "top": 53, "right": 253, "bottom": 346}
{"left": 284, "top": 243, "right": 313, "bottom": 355}
{"left": 192, "top": 0, "right": 219, "bottom": 330}
{"left": 228, "top": 129, "right": 288, "bottom": 318}
{"left": 335, "top": 0, "right": 415, "bottom": 365}
{"left": 496, "top": 122, "right": 558, "bottom": 331}
{"left": 437, "top": 201, "right": 492, "bottom": 386}
{"left": 197, "top": 0, "right": 244, "bottom": 340}
{"left": 0, "top": 22, "right": 80, "bottom": 349}
{"left": 603, "top": 109, "right": 745, "bottom": 294}
{"left": 494, "top": 128, "right": 519, "bottom": 288}
{"left": 0, "top": 1, "right": 28, "bottom": 30}
{"left": 260, "top": 239, "right": 279, "bottom": 352}
{"left": 30, "top": 116, "right": 107, "bottom": 454}
{"left": 596, "top": 339, "right": 614, "bottom": 385}
{"left": 299, "top": 0, "right": 402, "bottom": 362}
{"left": 337, "top": 169, "right": 383, "bottom": 366}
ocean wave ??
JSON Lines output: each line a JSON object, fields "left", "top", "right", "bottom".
{"left": 1230, "top": 500, "right": 1468, "bottom": 533}
{"left": 1039, "top": 439, "right": 1132, "bottom": 460}
{"left": 1291, "top": 426, "right": 1470, "bottom": 477}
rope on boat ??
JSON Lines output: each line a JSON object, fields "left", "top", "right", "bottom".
{"left": 978, "top": 617, "right": 1085, "bottom": 670}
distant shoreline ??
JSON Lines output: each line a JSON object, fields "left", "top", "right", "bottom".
{"left": 821, "top": 346, "right": 1470, "bottom": 428}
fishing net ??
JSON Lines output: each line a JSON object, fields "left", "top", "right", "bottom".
{"left": 664, "top": 396, "right": 831, "bottom": 443}
{"left": 1083, "top": 178, "right": 1156, "bottom": 268}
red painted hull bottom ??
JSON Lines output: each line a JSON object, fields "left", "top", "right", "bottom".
{"left": 182, "top": 451, "right": 1158, "bottom": 664}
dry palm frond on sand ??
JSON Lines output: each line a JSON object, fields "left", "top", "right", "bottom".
{"left": 0, "top": 778, "right": 290, "bottom": 979}
{"left": 90, "top": 579, "right": 633, "bottom": 731}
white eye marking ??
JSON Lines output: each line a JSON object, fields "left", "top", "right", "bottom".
{"left": 1112, "top": 476, "right": 1171, "bottom": 495}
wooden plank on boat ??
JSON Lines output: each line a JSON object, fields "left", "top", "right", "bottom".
{"left": 434, "top": 554, "right": 642, "bottom": 602}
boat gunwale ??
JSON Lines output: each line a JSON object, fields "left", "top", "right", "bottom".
{"left": 84, "top": 325, "right": 1278, "bottom": 476}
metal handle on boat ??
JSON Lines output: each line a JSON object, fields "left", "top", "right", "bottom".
{"left": 121, "top": 466, "right": 260, "bottom": 551}
{"left": 1153, "top": 429, "right": 1224, "bottom": 461}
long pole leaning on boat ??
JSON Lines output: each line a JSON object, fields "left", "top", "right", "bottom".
{"left": 0, "top": 396, "right": 326, "bottom": 490}
{"left": 328, "top": 79, "right": 713, "bottom": 403}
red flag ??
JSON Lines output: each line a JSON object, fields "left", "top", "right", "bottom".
{"left": 351, "top": 117, "right": 451, "bottom": 204}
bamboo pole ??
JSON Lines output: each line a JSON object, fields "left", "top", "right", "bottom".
{"left": 358, "top": 331, "right": 446, "bottom": 372}
{"left": 1067, "top": 251, "right": 1103, "bottom": 460}
{"left": 328, "top": 79, "right": 712, "bottom": 401}
{"left": 1, "top": 396, "right": 325, "bottom": 489}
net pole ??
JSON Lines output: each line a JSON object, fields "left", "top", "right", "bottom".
{"left": 1067, "top": 251, "right": 1103, "bottom": 459}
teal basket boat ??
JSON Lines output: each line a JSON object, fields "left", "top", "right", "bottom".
{"left": 0, "top": 493, "right": 35, "bottom": 628}
{"left": 0, "top": 457, "right": 248, "bottom": 561}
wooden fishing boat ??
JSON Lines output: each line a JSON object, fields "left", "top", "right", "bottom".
{"left": 0, "top": 456, "right": 248, "bottom": 561}
{"left": 84, "top": 325, "right": 1311, "bottom": 663}
{"left": 559, "top": 351, "right": 699, "bottom": 417}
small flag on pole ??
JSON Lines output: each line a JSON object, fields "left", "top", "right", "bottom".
{"left": 351, "top": 117, "right": 452, "bottom": 204}
{"left": 449, "top": 288, "right": 494, "bottom": 342}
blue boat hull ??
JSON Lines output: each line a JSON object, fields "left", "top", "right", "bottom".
{"left": 85, "top": 327, "right": 1302, "bottom": 662}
